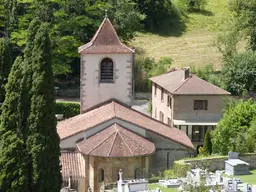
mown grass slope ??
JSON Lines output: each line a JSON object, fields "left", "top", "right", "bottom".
{"left": 131, "top": 0, "right": 238, "bottom": 69}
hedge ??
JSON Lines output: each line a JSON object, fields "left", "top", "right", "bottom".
{"left": 55, "top": 101, "right": 80, "bottom": 119}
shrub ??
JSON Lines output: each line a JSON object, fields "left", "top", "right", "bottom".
{"left": 55, "top": 101, "right": 80, "bottom": 119}
{"left": 185, "top": 0, "right": 208, "bottom": 11}
{"left": 147, "top": 99, "right": 152, "bottom": 115}
{"left": 134, "top": 56, "right": 173, "bottom": 92}
{"left": 173, "top": 161, "right": 192, "bottom": 177}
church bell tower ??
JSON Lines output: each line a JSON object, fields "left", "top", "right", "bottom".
{"left": 78, "top": 17, "right": 135, "bottom": 113}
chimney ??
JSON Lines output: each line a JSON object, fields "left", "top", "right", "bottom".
{"left": 184, "top": 67, "right": 190, "bottom": 80}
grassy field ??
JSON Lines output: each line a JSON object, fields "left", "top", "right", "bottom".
{"left": 131, "top": 0, "right": 245, "bottom": 69}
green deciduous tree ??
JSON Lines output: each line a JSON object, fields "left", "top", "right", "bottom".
{"left": 26, "top": 23, "right": 61, "bottom": 192}
{"left": 221, "top": 51, "right": 256, "bottom": 95}
{"left": 229, "top": 0, "right": 256, "bottom": 51}
{"left": 212, "top": 99, "right": 256, "bottom": 155}
{"left": 0, "top": 56, "right": 29, "bottom": 192}
{"left": 108, "top": 0, "right": 145, "bottom": 41}
{"left": 0, "top": 38, "right": 12, "bottom": 103}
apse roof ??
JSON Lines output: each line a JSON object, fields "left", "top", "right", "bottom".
{"left": 77, "top": 123, "right": 155, "bottom": 157}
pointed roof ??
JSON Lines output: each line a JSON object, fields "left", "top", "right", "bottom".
{"left": 77, "top": 123, "right": 155, "bottom": 157}
{"left": 150, "top": 69, "right": 231, "bottom": 95}
{"left": 78, "top": 18, "right": 134, "bottom": 54}
{"left": 57, "top": 99, "right": 194, "bottom": 150}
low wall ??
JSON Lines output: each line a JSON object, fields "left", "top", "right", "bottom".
{"left": 176, "top": 153, "right": 256, "bottom": 172}
{"left": 56, "top": 89, "right": 80, "bottom": 97}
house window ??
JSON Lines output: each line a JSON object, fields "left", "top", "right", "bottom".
{"left": 167, "top": 117, "right": 172, "bottom": 126}
{"left": 155, "top": 107, "right": 157, "bottom": 118}
{"left": 194, "top": 100, "right": 208, "bottom": 110}
{"left": 154, "top": 84, "right": 157, "bottom": 96}
{"left": 161, "top": 87, "right": 164, "bottom": 102}
{"left": 100, "top": 58, "right": 114, "bottom": 83}
{"left": 167, "top": 95, "right": 172, "bottom": 108}
{"left": 159, "top": 111, "right": 164, "bottom": 122}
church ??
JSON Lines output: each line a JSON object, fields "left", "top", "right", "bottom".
{"left": 58, "top": 16, "right": 194, "bottom": 192}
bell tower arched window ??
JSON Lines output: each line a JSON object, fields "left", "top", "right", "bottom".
{"left": 100, "top": 58, "right": 114, "bottom": 83}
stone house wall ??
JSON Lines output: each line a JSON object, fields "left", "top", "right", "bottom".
{"left": 173, "top": 95, "right": 227, "bottom": 122}
{"left": 151, "top": 83, "right": 173, "bottom": 125}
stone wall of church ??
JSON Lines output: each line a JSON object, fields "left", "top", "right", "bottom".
{"left": 88, "top": 155, "right": 149, "bottom": 191}
{"left": 146, "top": 131, "right": 194, "bottom": 174}
{"left": 80, "top": 53, "right": 133, "bottom": 113}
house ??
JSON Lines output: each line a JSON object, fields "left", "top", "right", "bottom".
{"left": 58, "top": 17, "right": 194, "bottom": 192}
{"left": 150, "top": 68, "right": 230, "bottom": 150}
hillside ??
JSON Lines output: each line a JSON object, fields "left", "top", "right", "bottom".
{"left": 131, "top": 0, "right": 243, "bottom": 70}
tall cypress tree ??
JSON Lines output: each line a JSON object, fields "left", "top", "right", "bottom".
{"left": 27, "top": 23, "right": 61, "bottom": 192}
{"left": 0, "top": 56, "right": 29, "bottom": 192}
{"left": 0, "top": 38, "right": 12, "bottom": 104}
{"left": 19, "top": 18, "right": 41, "bottom": 140}
{"left": 203, "top": 130, "right": 212, "bottom": 155}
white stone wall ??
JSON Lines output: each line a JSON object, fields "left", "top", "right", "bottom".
{"left": 80, "top": 53, "right": 133, "bottom": 113}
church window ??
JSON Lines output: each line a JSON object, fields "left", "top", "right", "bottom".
{"left": 135, "top": 168, "right": 141, "bottom": 179}
{"left": 99, "top": 168, "right": 104, "bottom": 182}
{"left": 100, "top": 58, "right": 114, "bottom": 83}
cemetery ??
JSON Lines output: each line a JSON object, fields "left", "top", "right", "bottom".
{"left": 108, "top": 152, "right": 256, "bottom": 192}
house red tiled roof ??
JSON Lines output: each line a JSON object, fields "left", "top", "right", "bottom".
{"left": 57, "top": 100, "right": 194, "bottom": 150}
{"left": 150, "top": 69, "right": 230, "bottom": 95}
{"left": 60, "top": 152, "right": 86, "bottom": 178}
{"left": 78, "top": 18, "right": 134, "bottom": 54}
{"left": 77, "top": 123, "right": 155, "bottom": 157}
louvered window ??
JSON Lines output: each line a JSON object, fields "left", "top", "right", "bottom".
{"left": 100, "top": 58, "right": 114, "bottom": 83}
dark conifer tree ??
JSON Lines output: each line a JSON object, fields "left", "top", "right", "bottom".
{"left": 0, "top": 56, "right": 29, "bottom": 192}
{"left": 26, "top": 23, "right": 61, "bottom": 192}
{"left": 0, "top": 38, "right": 12, "bottom": 104}
{"left": 203, "top": 130, "right": 212, "bottom": 155}
{"left": 19, "top": 18, "right": 41, "bottom": 140}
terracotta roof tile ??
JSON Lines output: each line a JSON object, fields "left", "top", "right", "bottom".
{"left": 60, "top": 152, "right": 86, "bottom": 178}
{"left": 78, "top": 18, "right": 133, "bottom": 54}
{"left": 150, "top": 69, "right": 230, "bottom": 95}
{"left": 77, "top": 124, "right": 155, "bottom": 157}
{"left": 57, "top": 100, "right": 194, "bottom": 150}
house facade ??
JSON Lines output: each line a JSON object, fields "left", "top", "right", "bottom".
{"left": 150, "top": 68, "right": 230, "bottom": 150}
{"left": 58, "top": 17, "right": 195, "bottom": 192}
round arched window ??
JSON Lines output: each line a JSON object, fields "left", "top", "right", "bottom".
{"left": 99, "top": 168, "right": 104, "bottom": 182}
{"left": 100, "top": 58, "right": 114, "bottom": 83}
